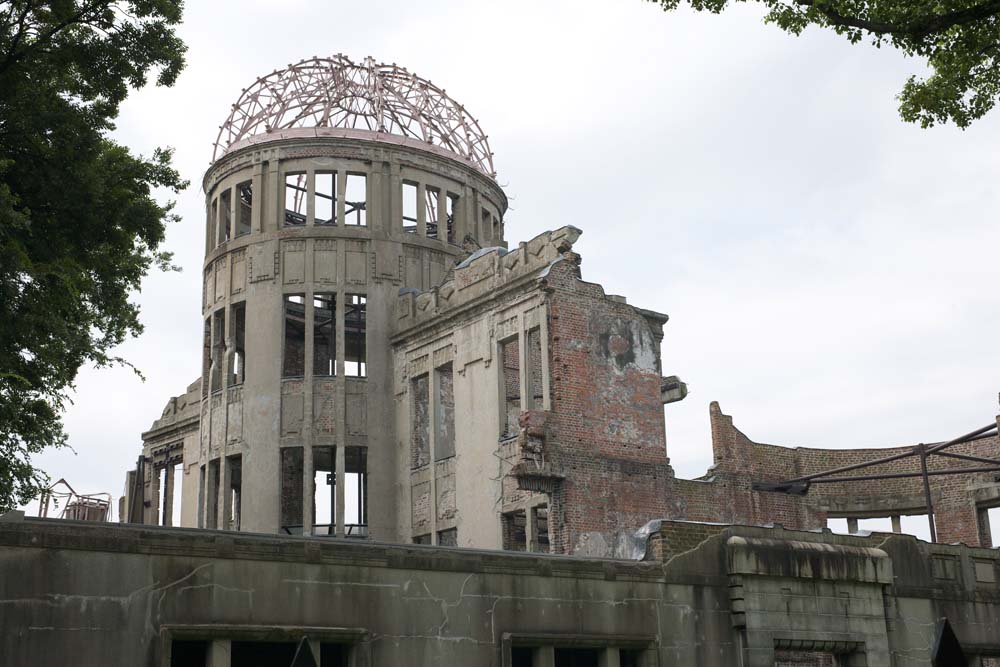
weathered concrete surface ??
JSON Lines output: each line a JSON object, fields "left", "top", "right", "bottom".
{"left": 4, "top": 517, "right": 1000, "bottom": 666}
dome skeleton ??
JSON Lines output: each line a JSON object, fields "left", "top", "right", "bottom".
{"left": 214, "top": 55, "right": 495, "bottom": 177}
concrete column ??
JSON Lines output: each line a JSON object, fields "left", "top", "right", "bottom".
{"left": 539, "top": 304, "right": 551, "bottom": 411}
{"left": 269, "top": 161, "right": 282, "bottom": 232}
{"left": 162, "top": 464, "right": 175, "bottom": 527}
{"left": 303, "top": 287, "right": 315, "bottom": 535}
{"left": 417, "top": 182, "right": 427, "bottom": 237}
{"left": 598, "top": 648, "right": 621, "bottom": 667}
{"left": 532, "top": 647, "right": 555, "bottom": 667}
{"left": 428, "top": 366, "right": 439, "bottom": 544}
{"left": 526, "top": 505, "right": 537, "bottom": 553}
{"left": 250, "top": 163, "right": 264, "bottom": 233}
{"left": 306, "top": 170, "right": 315, "bottom": 226}
{"left": 437, "top": 189, "right": 447, "bottom": 241}
{"left": 147, "top": 465, "right": 160, "bottom": 525}
{"left": 335, "top": 281, "right": 347, "bottom": 537}
{"left": 891, "top": 515, "right": 902, "bottom": 534}
{"left": 335, "top": 444, "right": 346, "bottom": 537}
{"left": 847, "top": 517, "right": 859, "bottom": 533}
{"left": 207, "top": 639, "right": 231, "bottom": 667}
{"left": 517, "top": 313, "right": 529, "bottom": 410}
{"left": 217, "top": 455, "right": 229, "bottom": 531}
{"left": 336, "top": 168, "right": 347, "bottom": 226}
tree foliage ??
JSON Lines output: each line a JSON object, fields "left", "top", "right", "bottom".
{"left": 650, "top": 0, "right": 1000, "bottom": 128}
{"left": 0, "top": 1, "right": 187, "bottom": 512}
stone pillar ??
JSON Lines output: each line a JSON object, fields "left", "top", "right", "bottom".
{"left": 847, "top": 517, "right": 859, "bottom": 534}
{"left": 891, "top": 515, "right": 902, "bottom": 534}
{"left": 598, "top": 648, "right": 621, "bottom": 667}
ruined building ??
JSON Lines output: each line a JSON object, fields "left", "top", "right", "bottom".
{"left": 6, "top": 55, "right": 998, "bottom": 666}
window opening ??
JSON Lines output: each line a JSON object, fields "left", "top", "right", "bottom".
{"left": 501, "top": 338, "right": 520, "bottom": 438}
{"left": 411, "top": 375, "right": 430, "bottom": 469}
{"left": 345, "top": 173, "right": 366, "bottom": 226}
{"left": 227, "top": 455, "right": 242, "bottom": 531}
{"left": 988, "top": 507, "right": 1000, "bottom": 548}
{"left": 502, "top": 509, "right": 527, "bottom": 551}
{"left": 511, "top": 647, "right": 534, "bottom": 667}
{"left": 280, "top": 447, "right": 304, "bottom": 534}
{"left": 282, "top": 294, "right": 306, "bottom": 378}
{"left": 313, "top": 446, "right": 335, "bottom": 536}
{"left": 236, "top": 180, "right": 252, "bottom": 236}
{"left": 345, "top": 446, "right": 367, "bottom": 537}
{"left": 171, "top": 463, "right": 182, "bottom": 527}
{"left": 436, "top": 364, "right": 455, "bottom": 460}
{"left": 425, "top": 186, "right": 440, "bottom": 239}
{"left": 284, "top": 173, "right": 307, "bottom": 226}
{"left": 620, "top": 650, "right": 644, "bottom": 667}
{"left": 321, "top": 643, "right": 349, "bottom": 667}
{"left": 773, "top": 650, "right": 837, "bottom": 667}
{"left": 230, "top": 302, "right": 246, "bottom": 384}
{"left": 313, "top": 293, "right": 336, "bottom": 376}
{"left": 202, "top": 318, "right": 211, "bottom": 398}
{"left": 231, "top": 641, "right": 298, "bottom": 666}
{"left": 526, "top": 327, "right": 543, "bottom": 409}
{"left": 482, "top": 208, "right": 491, "bottom": 240}
{"left": 218, "top": 187, "right": 232, "bottom": 245}
{"left": 315, "top": 171, "right": 336, "bottom": 225}
{"left": 413, "top": 534, "right": 431, "bottom": 545}
{"left": 446, "top": 192, "right": 459, "bottom": 243}
{"left": 206, "top": 458, "right": 220, "bottom": 529}
{"left": 345, "top": 294, "right": 366, "bottom": 377}
{"left": 554, "top": 649, "right": 600, "bottom": 667}
{"left": 197, "top": 464, "right": 205, "bottom": 528}
{"left": 493, "top": 215, "right": 501, "bottom": 241}
{"left": 209, "top": 198, "right": 218, "bottom": 251}
{"left": 157, "top": 466, "right": 167, "bottom": 525}
{"left": 827, "top": 515, "right": 931, "bottom": 541}
{"left": 171, "top": 640, "right": 208, "bottom": 667}
{"left": 532, "top": 505, "right": 550, "bottom": 553}
{"left": 402, "top": 182, "right": 418, "bottom": 233}
{"left": 211, "top": 309, "right": 225, "bottom": 393}
{"left": 438, "top": 527, "right": 457, "bottom": 546}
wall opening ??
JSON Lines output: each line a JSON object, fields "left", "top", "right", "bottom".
{"left": 531, "top": 505, "right": 550, "bottom": 553}
{"left": 170, "top": 640, "right": 208, "bottom": 667}
{"left": 206, "top": 458, "right": 220, "bottom": 529}
{"left": 345, "top": 446, "right": 367, "bottom": 537}
{"left": 502, "top": 509, "right": 527, "bottom": 551}
{"left": 554, "top": 649, "right": 600, "bottom": 667}
{"left": 236, "top": 180, "right": 252, "bottom": 236}
{"left": 411, "top": 374, "right": 430, "bottom": 469}
{"left": 345, "top": 173, "right": 366, "bottom": 226}
{"left": 315, "top": 171, "right": 336, "bottom": 225}
{"left": 446, "top": 192, "right": 459, "bottom": 244}
{"left": 282, "top": 294, "right": 306, "bottom": 378}
{"left": 231, "top": 641, "right": 297, "bottom": 666}
{"left": 436, "top": 363, "right": 455, "bottom": 460}
{"left": 202, "top": 317, "right": 211, "bottom": 397}
{"left": 481, "top": 208, "right": 490, "bottom": 241}
{"left": 197, "top": 464, "right": 205, "bottom": 528}
{"left": 280, "top": 446, "right": 304, "bottom": 534}
{"left": 226, "top": 454, "right": 242, "bottom": 531}
{"left": 413, "top": 534, "right": 431, "bottom": 545}
{"left": 157, "top": 466, "right": 167, "bottom": 525}
{"left": 230, "top": 301, "right": 246, "bottom": 385}
{"left": 501, "top": 338, "right": 520, "bottom": 438}
{"left": 171, "top": 463, "right": 182, "bottom": 527}
{"left": 827, "top": 514, "right": 932, "bottom": 542}
{"left": 218, "top": 187, "right": 232, "bottom": 244}
{"left": 284, "top": 172, "right": 306, "bottom": 226}
{"left": 313, "top": 446, "right": 335, "bottom": 536}
{"left": 211, "top": 309, "right": 225, "bottom": 392}
{"left": 344, "top": 294, "right": 366, "bottom": 377}
{"left": 526, "top": 327, "right": 543, "bottom": 410}
{"left": 313, "top": 293, "right": 336, "bottom": 376}
{"left": 438, "top": 527, "right": 457, "bottom": 546}
{"left": 773, "top": 650, "right": 837, "bottom": 666}
{"left": 208, "top": 197, "right": 218, "bottom": 251}
{"left": 425, "top": 186, "right": 440, "bottom": 239}
{"left": 402, "top": 181, "right": 418, "bottom": 233}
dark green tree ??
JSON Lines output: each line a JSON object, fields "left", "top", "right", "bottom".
{"left": 650, "top": 0, "right": 1000, "bottom": 128}
{"left": 0, "top": 1, "right": 187, "bottom": 512}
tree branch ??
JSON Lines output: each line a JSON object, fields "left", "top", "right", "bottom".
{"left": 794, "top": 0, "right": 1000, "bottom": 39}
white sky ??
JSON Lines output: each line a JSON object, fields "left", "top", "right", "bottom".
{"left": 21, "top": 0, "right": 1000, "bottom": 542}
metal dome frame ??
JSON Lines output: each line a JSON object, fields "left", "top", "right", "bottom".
{"left": 213, "top": 55, "right": 495, "bottom": 177}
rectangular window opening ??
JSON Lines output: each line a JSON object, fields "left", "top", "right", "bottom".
{"left": 502, "top": 509, "right": 527, "bottom": 551}
{"left": 315, "top": 171, "right": 336, "bottom": 225}
{"left": 554, "top": 648, "right": 600, "bottom": 667}
{"left": 227, "top": 454, "right": 242, "bottom": 531}
{"left": 435, "top": 364, "right": 455, "bottom": 460}
{"left": 531, "top": 505, "right": 550, "bottom": 553}
{"left": 280, "top": 447, "right": 304, "bottom": 534}
{"left": 345, "top": 294, "right": 366, "bottom": 377}
{"left": 313, "top": 446, "right": 335, "bottom": 535}
{"left": 231, "top": 641, "right": 298, "bottom": 666}
{"left": 481, "top": 208, "right": 491, "bottom": 241}
{"left": 209, "top": 198, "right": 218, "bottom": 251}
{"left": 282, "top": 294, "right": 306, "bottom": 378}
{"left": 206, "top": 458, "right": 220, "bottom": 530}
{"left": 526, "top": 327, "right": 543, "bottom": 410}
{"left": 171, "top": 463, "right": 182, "bottom": 527}
{"left": 345, "top": 173, "right": 367, "bottom": 226}
{"left": 501, "top": 338, "right": 520, "bottom": 438}
{"left": 236, "top": 180, "right": 252, "bottom": 236}
{"left": 211, "top": 309, "right": 225, "bottom": 393}
{"left": 438, "top": 527, "right": 457, "bottom": 547}
{"left": 230, "top": 302, "right": 246, "bottom": 385}
{"left": 413, "top": 534, "right": 431, "bottom": 545}
{"left": 157, "top": 466, "right": 168, "bottom": 525}
{"left": 345, "top": 446, "right": 367, "bottom": 538}
{"left": 197, "top": 464, "right": 205, "bottom": 528}
{"left": 171, "top": 640, "right": 208, "bottom": 667}
{"left": 218, "top": 188, "right": 232, "bottom": 245}
{"left": 446, "top": 193, "right": 459, "bottom": 244}
{"left": 284, "top": 172, "right": 307, "bottom": 226}
{"left": 402, "top": 181, "right": 418, "bottom": 233}
{"left": 411, "top": 374, "right": 430, "bottom": 469}
{"left": 425, "top": 186, "right": 440, "bottom": 239}
{"left": 313, "top": 293, "right": 336, "bottom": 376}
{"left": 202, "top": 318, "right": 211, "bottom": 398}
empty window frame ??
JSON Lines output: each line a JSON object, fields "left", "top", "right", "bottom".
{"left": 211, "top": 309, "right": 225, "bottom": 393}
{"left": 236, "top": 180, "right": 252, "bottom": 236}
{"left": 446, "top": 192, "right": 459, "bottom": 244}
{"left": 438, "top": 527, "right": 457, "bottom": 546}
{"left": 345, "top": 173, "right": 367, "bottom": 226}
{"left": 282, "top": 294, "right": 306, "bottom": 378}
{"left": 313, "top": 446, "right": 335, "bottom": 535}
{"left": 482, "top": 208, "right": 491, "bottom": 241}
{"left": 227, "top": 454, "right": 242, "bottom": 531}
{"left": 313, "top": 293, "right": 336, "bottom": 376}
{"left": 425, "top": 186, "right": 440, "bottom": 239}
{"left": 413, "top": 534, "right": 432, "bottom": 545}
{"left": 280, "top": 447, "right": 304, "bottom": 534}
{"left": 411, "top": 374, "right": 430, "bottom": 469}
{"left": 502, "top": 509, "right": 527, "bottom": 551}
{"left": 344, "top": 294, "right": 366, "bottom": 377}
{"left": 402, "top": 181, "right": 418, "bottom": 233}
{"left": 157, "top": 463, "right": 183, "bottom": 527}
{"left": 531, "top": 505, "right": 550, "bottom": 553}
{"left": 230, "top": 302, "right": 246, "bottom": 385}
{"left": 284, "top": 173, "right": 307, "bottom": 226}
{"left": 208, "top": 198, "right": 218, "bottom": 252}
{"left": 436, "top": 364, "right": 455, "bottom": 460}
{"left": 526, "top": 327, "right": 544, "bottom": 410}
{"left": 171, "top": 640, "right": 208, "bottom": 667}
{"left": 345, "top": 446, "right": 367, "bottom": 537}
{"left": 501, "top": 338, "right": 520, "bottom": 438}
{"left": 315, "top": 171, "right": 336, "bottom": 225}
{"left": 202, "top": 317, "right": 211, "bottom": 398}
{"left": 773, "top": 650, "right": 837, "bottom": 667}
{"left": 218, "top": 187, "right": 232, "bottom": 245}
{"left": 493, "top": 215, "right": 501, "bottom": 241}
{"left": 205, "top": 458, "right": 220, "bottom": 529}
{"left": 197, "top": 465, "right": 205, "bottom": 528}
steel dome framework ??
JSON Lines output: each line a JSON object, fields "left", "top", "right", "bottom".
{"left": 213, "top": 55, "right": 495, "bottom": 177}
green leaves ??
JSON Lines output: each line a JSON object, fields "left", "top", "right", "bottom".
{"left": 650, "top": 0, "right": 1000, "bottom": 128}
{"left": 0, "top": 1, "right": 187, "bottom": 512}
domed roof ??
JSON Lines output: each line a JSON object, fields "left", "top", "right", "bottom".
{"left": 213, "top": 55, "right": 495, "bottom": 177}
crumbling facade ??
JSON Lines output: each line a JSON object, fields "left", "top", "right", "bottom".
{"left": 120, "top": 55, "right": 1000, "bottom": 560}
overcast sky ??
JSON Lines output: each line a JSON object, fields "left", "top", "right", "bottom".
{"left": 22, "top": 0, "right": 1000, "bottom": 538}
